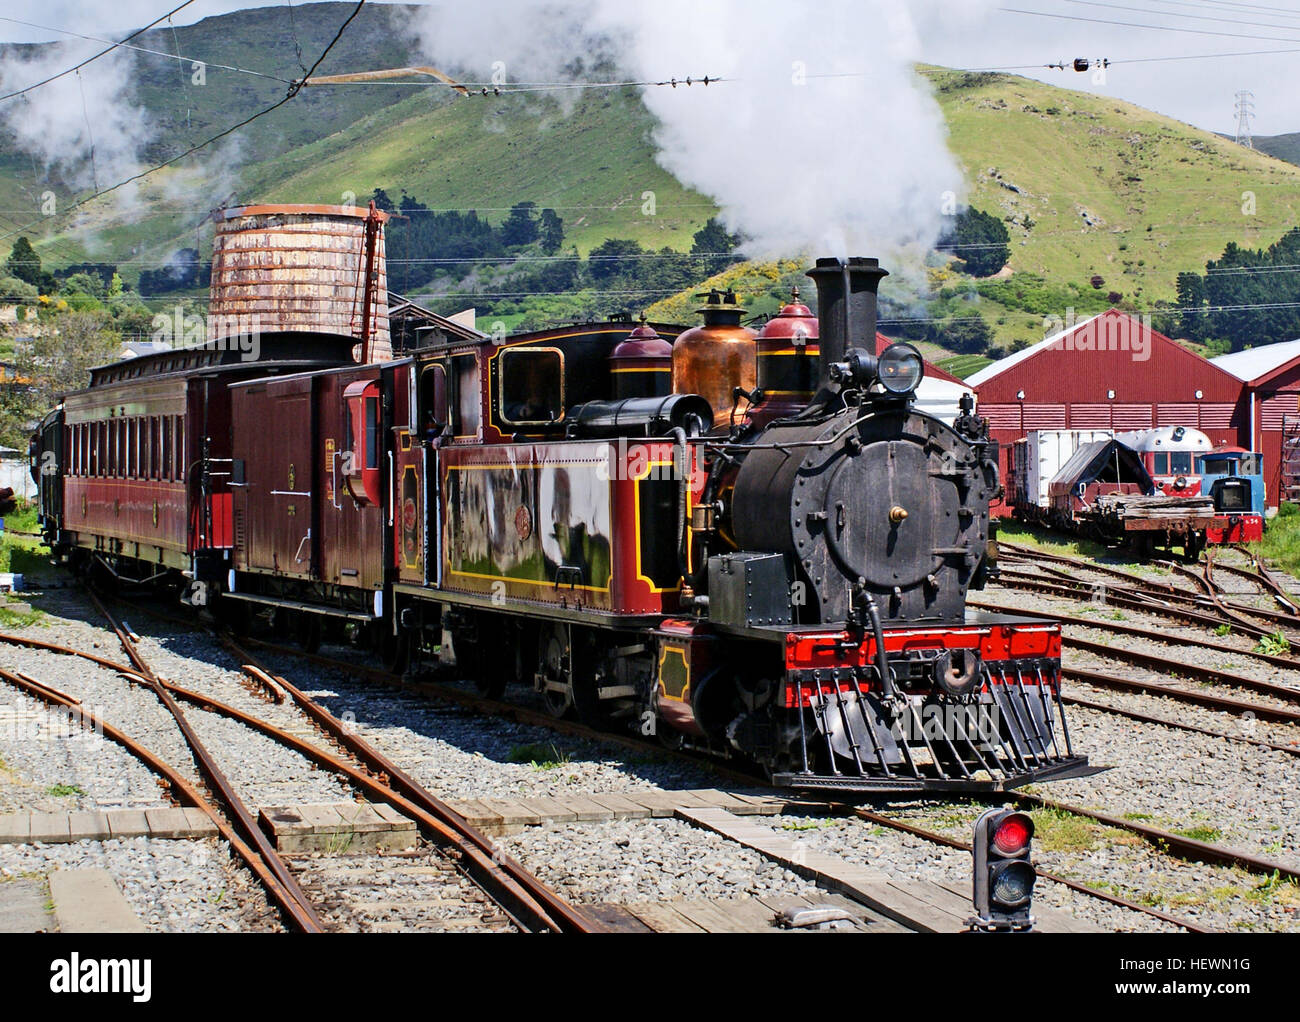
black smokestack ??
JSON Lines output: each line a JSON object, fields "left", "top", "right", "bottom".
{"left": 806, "top": 256, "right": 889, "bottom": 386}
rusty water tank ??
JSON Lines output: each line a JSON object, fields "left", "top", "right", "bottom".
{"left": 752, "top": 286, "right": 819, "bottom": 426}
{"left": 610, "top": 316, "right": 674, "bottom": 400}
{"left": 671, "top": 288, "right": 755, "bottom": 430}
{"left": 208, "top": 203, "right": 391, "bottom": 361}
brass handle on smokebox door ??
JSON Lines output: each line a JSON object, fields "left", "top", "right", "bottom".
{"left": 889, "top": 505, "right": 908, "bottom": 524}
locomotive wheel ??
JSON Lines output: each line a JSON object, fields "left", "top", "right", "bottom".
{"left": 380, "top": 627, "right": 410, "bottom": 675}
{"left": 538, "top": 624, "right": 575, "bottom": 719}
{"left": 569, "top": 631, "right": 616, "bottom": 728}
{"left": 460, "top": 618, "right": 527, "bottom": 698}
{"left": 295, "top": 611, "right": 322, "bottom": 654}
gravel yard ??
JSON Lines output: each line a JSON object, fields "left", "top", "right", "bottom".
{"left": 3, "top": 558, "right": 1299, "bottom": 932}
{"left": 497, "top": 816, "right": 823, "bottom": 906}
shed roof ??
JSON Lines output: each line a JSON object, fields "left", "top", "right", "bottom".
{"left": 967, "top": 313, "right": 1106, "bottom": 387}
{"left": 967, "top": 308, "right": 1243, "bottom": 404}
{"left": 1211, "top": 338, "right": 1300, "bottom": 386}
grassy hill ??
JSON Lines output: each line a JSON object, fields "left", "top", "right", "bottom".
{"left": 5, "top": 5, "right": 1300, "bottom": 358}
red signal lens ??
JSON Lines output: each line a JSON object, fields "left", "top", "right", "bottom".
{"left": 993, "top": 814, "right": 1032, "bottom": 854}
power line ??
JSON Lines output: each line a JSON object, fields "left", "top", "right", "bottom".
{"left": 1063, "top": 0, "right": 1300, "bottom": 31}
{"left": 0, "top": 14, "right": 292, "bottom": 85}
{"left": 0, "top": 1, "right": 197, "bottom": 102}
{"left": 1000, "top": 5, "right": 1300, "bottom": 42}
{"left": 0, "top": 1, "right": 367, "bottom": 249}
{"left": 1144, "top": 0, "right": 1300, "bottom": 20}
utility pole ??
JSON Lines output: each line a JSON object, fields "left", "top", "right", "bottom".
{"left": 1235, "top": 90, "right": 1255, "bottom": 149}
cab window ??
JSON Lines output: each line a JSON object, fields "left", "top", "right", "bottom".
{"left": 419, "top": 363, "right": 447, "bottom": 440}
{"left": 449, "top": 353, "right": 480, "bottom": 437}
{"left": 1152, "top": 452, "right": 1168, "bottom": 474}
{"left": 1170, "top": 452, "right": 1192, "bottom": 473}
{"left": 499, "top": 347, "right": 563, "bottom": 426}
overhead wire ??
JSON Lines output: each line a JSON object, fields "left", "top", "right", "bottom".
{"left": 0, "top": 1, "right": 197, "bottom": 102}
{"left": 0, "top": 1, "right": 368, "bottom": 248}
{"left": 0, "top": 15, "right": 292, "bottom": 84}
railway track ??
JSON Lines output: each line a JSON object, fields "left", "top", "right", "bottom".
{"left": 191, "top": 624, "right": 1291, "bottom": 932}
{"left": 80, "top": 587, "right": 326, "bottom": 932}
{"left": 8, "top": 588, "right": 1295, "bottom": 932}
{"left": 0, "top": 595, "right": 603, "bottom": 933}
{"left": 998, "top": 541, "right": 1300, "bottom": 640}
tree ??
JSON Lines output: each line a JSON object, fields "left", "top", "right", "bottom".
{"left": 952, "top": 208, "right": 1011, "bottom": 277}
{"left": 0, "top": 311, "right": 121, "bottom": 449}
{"left": 587, "top": 238, "right": 644, "bottom": 284}
{"left": 501, "top": 201, "right": 540, "bottom": 247}
{"left": 61, "top": 272, "right": 106, "bottom": 299}
{"left": 370, "top": 188, "right": 396, "bottom": 213}
{"left": 539, "top": 208, "right": 564, "bottom": 254}
{"left": 0, "top": 276, "right": 38, "bottom": 306}
{"left": 1175, "top": 271, "right": 1206, "bottom": 340}
{"left": 943, "top": 314, "right": 994, "bottom": 355}
{"left": 691, "top": 217, "right": 740, "bottom": 276}
{"left": 5, "top": 237, "right": 42, "bottom": 287}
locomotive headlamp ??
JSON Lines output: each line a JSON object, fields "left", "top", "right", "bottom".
{"left": 877, "top": 343, "right": 924, "bottom": 395}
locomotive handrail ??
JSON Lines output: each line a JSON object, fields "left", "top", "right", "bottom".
{"left": 387, "top": 451, "right": 395, "bottom": 527}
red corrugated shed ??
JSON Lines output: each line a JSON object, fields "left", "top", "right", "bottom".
{"left": 967, "top": 309, "right": 1251, "bottom": 512}
{"left": 1211, "top": 343, "right": 1300, "bottom": 508}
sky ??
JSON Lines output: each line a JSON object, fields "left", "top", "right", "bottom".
{"left": 0, "top": 1, "right": 1297, "bottom": 136}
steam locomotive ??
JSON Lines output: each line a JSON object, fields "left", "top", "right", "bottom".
{"left": 31, "top": 255, "right": 1088, "bottom": 793}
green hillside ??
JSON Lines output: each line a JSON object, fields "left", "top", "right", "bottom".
{"left": 934, "top": 69, "right": 1300, "bottom": 306}
{"left": 4, "top": 5, "right": 1300, "bottom": 354}
{"left": 1255, "top": 133, "right": 1300, "bottom": 168}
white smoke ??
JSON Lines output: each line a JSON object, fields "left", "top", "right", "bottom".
{"left": 413, "top": 0, "right": 976, "bottom": 263}
{"left": 0, "top": 42, "right": 151, "bottom": 208}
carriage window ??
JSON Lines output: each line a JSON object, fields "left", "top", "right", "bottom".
{"left": 175, "top": 416, "right": 186, "bottom": 482}
{"left": 162, "top": 419, "right": 172, "bottom": 481}
{"left": 365, "top": 396, "right": 380, "bottom": 470}
{"left": 128, "top": 419, "right": 138, "bottom": 477}
{"left": 152, "top": 418, "right": 161, "bottom": 479}
{"left": 499, "top": 347, "right": 563, "bottom": 426}
{"left": 1152, "top": 453, "right": 1168, "bottom": 474}
{"left": 1170, "top": 452, "right": 1192, "bottom": 473}
{"left": 119, "top": 420, "right": 128, "bottom": 477}
{"left": 342, "top": 379, "right": 382, "bottom": 505}
{"left": 450, "top": 353, "right": 480, "bottom": 437}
